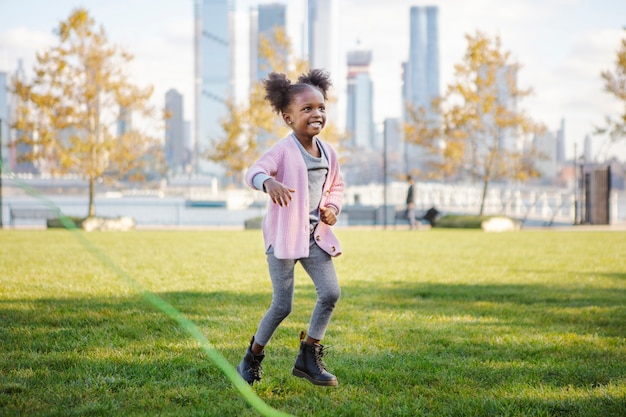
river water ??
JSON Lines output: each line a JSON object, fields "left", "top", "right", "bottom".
{"left": 4, "top": 195, "right": 267, "bottom": 228}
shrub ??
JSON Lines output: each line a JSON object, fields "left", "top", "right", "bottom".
{"left": 244, "top": 216, "right": 263, "bottom": 229}
{"left": 46, "top": 216, "right": 85, "bottom": 229}
{"left": 435, "top": 214, "right": 495, "bottom": 229}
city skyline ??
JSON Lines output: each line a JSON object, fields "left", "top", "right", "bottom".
{"left": 1, "top": 0, "right": 625, "bottom": 162}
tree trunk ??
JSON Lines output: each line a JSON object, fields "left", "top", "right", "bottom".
{"left": 479, "top": 177, "right": 489, "bottom": 216}
{"left": 88, "top": 176, "right": 96, "bottom": 217}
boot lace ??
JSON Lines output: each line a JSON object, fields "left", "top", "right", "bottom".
{"left": 249, "top": 358, "right": 263, "bottom": 381}
{"left": 313, "top": 344, "right": 329, "bottom": 371}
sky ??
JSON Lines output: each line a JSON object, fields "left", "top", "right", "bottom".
{"left": 1, "top": 0, "right": 625, "bottom": 162}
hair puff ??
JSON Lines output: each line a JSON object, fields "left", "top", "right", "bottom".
{"left": 263, "top": 69, "right": 333, "bottom": 114}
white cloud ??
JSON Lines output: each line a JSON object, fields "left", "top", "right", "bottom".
{"left": 0, "top": 27, "right": 54, "bottom": 73}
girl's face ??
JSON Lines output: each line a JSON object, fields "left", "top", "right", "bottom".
{"left": 282, "top": 86, "right": 326, "bottom": 141}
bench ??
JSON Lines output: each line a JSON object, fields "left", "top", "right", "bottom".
{"left": 342, "top": 205, "right": 379, "bottom": 226}
{"left": 9, "top": 206, "right": 61, "bottom": 227}
{"left": 394, "top": 207, "right": 441, "bottom": 228}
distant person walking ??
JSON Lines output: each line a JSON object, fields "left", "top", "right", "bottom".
{"left": 236, "top": 69, "right": 344, "bottom": 387}
{"left": 406, "top": 175, "right": 416, "bottom": 230}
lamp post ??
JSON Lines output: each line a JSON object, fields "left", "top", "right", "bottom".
{"left": 578, "top": 155, "right": 586, "bottom": 225}
{"left": 383, "top": 122, "right": 388, "bottom": 229}
{"left": 573, "top": 143, "right": 578, "bottom": 225}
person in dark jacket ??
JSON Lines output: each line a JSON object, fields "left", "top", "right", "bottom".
{"left": 406, "top": 175, "right": 416, "bottom": 230}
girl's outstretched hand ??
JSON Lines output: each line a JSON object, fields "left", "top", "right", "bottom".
{"left": 320, "top": 206, "right": 337, "bottom": 226}
{"left": 264, "top": 178, "right": 295, "bottom": 207}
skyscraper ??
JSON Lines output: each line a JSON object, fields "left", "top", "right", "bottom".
{"left": 345, "top": 47, "right": 375, "bottom": 150}
{"left": 9, "top": 59, "right": 35, "bottom": 174}
{"left": 556, "top": 118, "right": 566, "bottom": 163}
{"left": 117, "top": 106, "right": 131, "bottom": 137}
{"left": 0, "top": 71, "right": 8, "bottom": 171}
{"left": 405, "top": 6, "right": 440, "bottom": 113}
{"left": 250, "top": 3, "right": 286, "bottom": 85}
{"left": 403, "top": 5, "right": 440, "bottom": 173}
{"left": 165, "top": 89, "right": 186, "bottom": 174}
{"left": 307, "top": 0, "right": 338, "bottom": 125}
{"left": 307, "top": 0, "right": 335, "bottom": 72}
{"left": 492, "top": 64, "right": 520, "bottom": 153}
{"left": 534, "top": 130, "right": 558, "bottom": 182}
{"left": 383, "top": 117, "right": 404, "bottom": 179}
{"left": 195, "top": 0, "right": 234, "bottom": 175}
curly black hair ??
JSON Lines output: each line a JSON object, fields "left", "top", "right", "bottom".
{"left": 263, "top": 68, "right": 332, "bottom": 114}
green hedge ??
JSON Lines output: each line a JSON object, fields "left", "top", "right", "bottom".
{"left": 244, "top": 216, "right": 263, "bottom": 229}
{"left": 435, "top": 214, "right": 495, "bottom": 229}
{"left": 46, "top": 216, "right": 85, "bottom": 229}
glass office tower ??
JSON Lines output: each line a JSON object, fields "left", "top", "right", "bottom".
{"left": 194, "top": 0, "right": 234, "bottom": 175}
{"left": 404, "top": 5, "right": 440, "bottom": 172}
{"left": 250, "top": 3, "right": 286, "bottom": 84}
{"left": 346, "top": 49, "right": 375, "bottom": 150}
{"left": 406, "top": 5, "right": 440, "bottom": 112}
{"left": 0, "top": 72, "right": 8, "bottom": 171}
{"left": 307, "top": 0, "right": 335, "bottom": 71}
{"left": 165, "top": 89, "right": 186, "bottom": 174}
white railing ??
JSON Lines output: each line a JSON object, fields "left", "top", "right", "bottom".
{"left": 344, "top": 182, "right": 626, "bottom": 226}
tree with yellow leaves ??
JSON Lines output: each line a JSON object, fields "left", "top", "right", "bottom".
{"left": 209, "top": 27, "right": 344, "bottom": 182}
{"left": 405, "top": 31, "right": 544, "bottom": 215}
{"left": 11, "top": 8, "right": 165, "bottom": 217}
{"left": 597, "top": 28, "right": 626, "bottom": 144}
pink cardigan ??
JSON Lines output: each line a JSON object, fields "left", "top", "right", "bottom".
{"left": 245, "top": 135, "right": 344, "bottom": 259}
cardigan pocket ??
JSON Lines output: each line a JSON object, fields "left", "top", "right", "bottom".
{"left": 313, "top": 222, "right": 342, "bottom": 257}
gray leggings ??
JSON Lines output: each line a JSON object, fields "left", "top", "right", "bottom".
{"left": 254, "top": 240, "right": 341, "bottom": 346}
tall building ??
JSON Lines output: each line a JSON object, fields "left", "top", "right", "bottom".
{"left": 307, "top": 0, "right": 335, "bottom": 72}
{"left": 184, "top": 120, "right": 192, "bottom": 157}
{"left": 556, "top": 118, "right": 566, "bottom": 163}
{"left": 383, "top": 118, "right": 401, "bottom": 151}
{"left": 493, "top": 64, "right": 520, "bottom": 153}
{"left": 405, "top": 6, "right": 439, "bottom": 113}
{"left": 307, "top": 0, "right": 338, "bottom": 125}
{"left": 0, "top": 71, "right": 8, "bottom": 171}
{"left": 470, "top": 63, "right": 522, "bottom": 157}
{"left": 165, "top": 89, "right": 187, "bottom": 174}
{"left": 534, "top": 131, "right": 558, "bottom": 182}
{"left": 383, "top": 117, "right": 404, "bottom": 179}
{"left": 249, "top": 6, "right": 258, "bottom": 88}
{"left": 195, "top": 0, "right": 234, "bottom": 175}
{"left": 250, "top": 3, "right": 286, "bottom": 85}
{"left": 404, "top": 5, "right": 440, "bottom": 173}
{"left": 9, "top": 59, "right": 34, "bottom": 173}
{"left": 345, "top": 47, "right": 374, "bottom": 149}
{"left": 117, "top": 106, "right": 131, "bottom": 137}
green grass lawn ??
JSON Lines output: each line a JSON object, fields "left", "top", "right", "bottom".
{"left": 0, "top": 229, "right": 625, "bottom": 416}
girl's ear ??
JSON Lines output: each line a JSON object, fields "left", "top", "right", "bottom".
{"left": 282, "top": 112, "right": 292, "bottom": 125}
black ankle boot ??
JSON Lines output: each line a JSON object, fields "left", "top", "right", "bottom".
{"left": 292, "top": 331, "right": 338, "bottom": 386}
{"left": 237, "top": 336, "right": 265, "bottom": 386}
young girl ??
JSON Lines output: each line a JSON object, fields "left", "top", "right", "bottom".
{"left": 237, "top": 69, "right": 344, "bottom": 387}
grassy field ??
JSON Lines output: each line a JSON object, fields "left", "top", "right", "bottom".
{"left": 0, "top": 228, "right": 625, "bottom": 416}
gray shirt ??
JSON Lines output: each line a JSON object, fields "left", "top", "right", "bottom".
{"left": 294, "top": 136, "right": 329, "bottom": 232}
{"left": 251, "top": 135, "right": 330, "bottom": 233}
